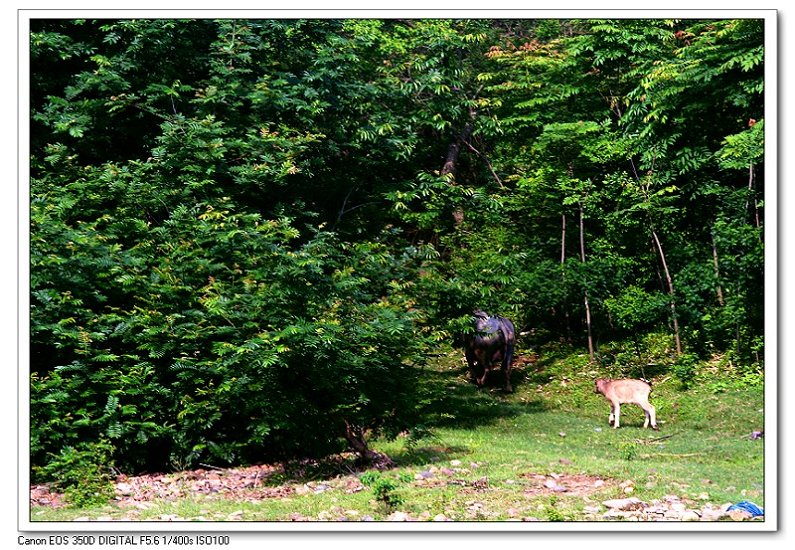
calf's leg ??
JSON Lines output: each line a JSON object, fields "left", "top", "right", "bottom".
{"left": 643, "top": 403, "right": 658, "bottom": 430}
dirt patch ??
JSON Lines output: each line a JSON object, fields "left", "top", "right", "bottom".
{"left": 31, "top": 463, "right": 293, "bottom": 509}
{"left": 113, "top": 463, "right": 289, "bottom": 504}
{"left": 518, "top": 472, "right": 612, "bottom": 497}
{"left": 30, "top": 484, "right": 66, "bottom": 508}
{"left": 31, "top": 451, "right": 386, "bottom": 510}
{"left": 31, "top": 466, "right": 764, "bottom": 523}
{"left": 31, "top": 465, "right": 609, "bottom": 509}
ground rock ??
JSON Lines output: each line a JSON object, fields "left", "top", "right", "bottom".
{"left": 115, "top": 482, "right": 134, "bottom": 495}
{"left": 680, "top": 511, "right": 701, "bottom": 522}
{"left": 727, "top": 509, "right": 753, "bottom": 521}
{"left": 670, "top": 501, "right": 687, "bottom": 512}
{"left": 699, "top": 507, "right": 727, "bottom": 522}
{"left": 602, "top": 497, "right": 646, "bottom": 511}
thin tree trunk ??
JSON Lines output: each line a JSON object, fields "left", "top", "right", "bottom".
{"left": 711, "top": 231, "right": 725, "bottom": 306}
{"left": 561, "top": 213, "right": 572, "bottom": 340}
{"left": 651, "top": 229, "right": 683, "bottom": 356}
{"left": 463, "top": 138, "right": 503, "bottom": 188}
{"left": 579, "top": 203, "right": 595, "bottom": 362}
{"left": 736, "top": 322, "right": 742, "bottom": 359}
{"left": 745, "top": 162, "right": 753, "bottom": 215}
{"left": 745, "top": 162, "right": 762, "bottom": 231}
{"left": 651, "top": 242, "right": 666, "bottom": 293}
{"left": 634, "top": 161, "right": 683, "bottom": 356}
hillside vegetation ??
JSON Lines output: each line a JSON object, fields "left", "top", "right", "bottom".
{"left": 29, "top": 18, "right": 765, "bottom": 506}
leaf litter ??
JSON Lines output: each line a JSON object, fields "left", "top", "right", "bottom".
{"left": 31, "top": 460, "right": 762, "bottom": 522}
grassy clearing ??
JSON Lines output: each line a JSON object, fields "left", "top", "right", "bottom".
{"left": 29, "top": 346, "right": 765, "bottom": 523}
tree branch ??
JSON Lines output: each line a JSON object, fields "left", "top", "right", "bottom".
{"left": 463, "top": 138, "right": 504, "bottom": 188}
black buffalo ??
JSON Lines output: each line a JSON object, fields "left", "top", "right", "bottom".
{"left": 464, "top": 310, "right": 516, "bottom": 392}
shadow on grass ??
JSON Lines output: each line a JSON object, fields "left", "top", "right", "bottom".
{"left": 388, "top": 444, "right": 474, "bottom": 468}
{"left": 258, "top": 442, "right": 477, "bottom": 484}
{"left": 416, "top": 360, "right": 547, "bottom": 431}
{"left": 259, "top": 354, "right": 550, "bottom": 483}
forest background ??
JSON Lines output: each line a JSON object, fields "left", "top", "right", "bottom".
{"left": 21, "top": 15, "right": 774, "bottom": 505}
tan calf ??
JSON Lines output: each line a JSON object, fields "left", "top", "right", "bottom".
{"left": 594, "top": 378, "right": 658, "bottom": 430}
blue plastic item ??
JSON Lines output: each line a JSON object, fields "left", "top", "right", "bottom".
{"left": 727, "top": 500, "right": 764, "bottom": 517}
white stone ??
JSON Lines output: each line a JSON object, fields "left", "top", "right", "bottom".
{"left": 681, "top": 511, "right": 701, "bottom": 521}
{"left": 602, "top": 497, "right": 645, "bottom": 511}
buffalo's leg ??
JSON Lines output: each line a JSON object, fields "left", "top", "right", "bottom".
{"left": 465, "top": 348, "right": 479, "bottom": 384}
{"left": 501, "top": 345, "right": 514, "bottom": 393}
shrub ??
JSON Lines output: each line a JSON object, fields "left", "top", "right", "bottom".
{"left": 30, "top": 190, "right": 428, "bottom": 476}
{"left": 34, "top": 440, "right": 116, "bottom": 507}
{"left": 359, "top": 471, "right": 407, "bottom": 510}
{"left": 673, "top": 353, "right": 699, "bottom": 389}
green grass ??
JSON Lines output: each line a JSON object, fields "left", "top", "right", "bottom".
{"left": 29, "top": 347, "right": 765, "bottom": 523}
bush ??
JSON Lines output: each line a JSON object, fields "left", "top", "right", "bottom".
{"left": 30, "top": 189, "right": 428, "bottom": 476}
{"left": 672, "top": 353, "right": 699, "bottom": 389}
{"left": 34, "top": 440, "right": 116, "bottom": 507}
{"left": 360, "top": 471, "right": 408, "bottom": 510}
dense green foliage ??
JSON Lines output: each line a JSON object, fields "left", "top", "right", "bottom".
{"left": 30, "top": 18, "right": 765, "bottom": 482}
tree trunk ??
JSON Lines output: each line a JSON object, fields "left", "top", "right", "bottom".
{"left": 342, "top": 419, "right": 394, "bottom": 466}
{"left": 711, "top": 230, "right": 725, "bottom": 306}
{"left": 635, "top": 164, "right": 683, "bottom": 357}
{"left": 441, "top": 120, "right": 473, "bottom": 178}
{"left": 745, "top": 162, "right": 761, "bottom": 229}
{"left": 343, "top": 419, "right": 372, "bottom": 457}
{"left": 442, "top": 110, "right": 476, "bottom": 226}
{"left": 561, "top": 213, "right": 572, "bottom": 340}
{"left": 748, "top": 163, "right": 761, "bottom": 233}
{"left": 579, "top": 203, "right": 595, "bottom": 362}
{"left": 651, "top": 229, "right": 683, "bottom": 356}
